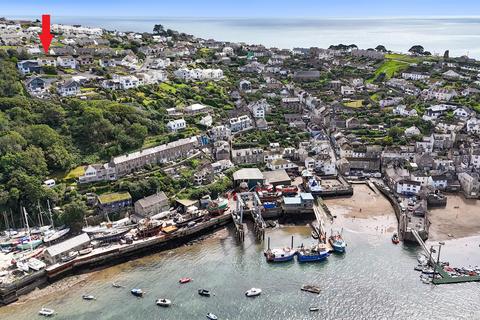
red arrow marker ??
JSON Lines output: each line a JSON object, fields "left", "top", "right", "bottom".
{"left": 39, "top": 14, "right": 54, "bottom": 54}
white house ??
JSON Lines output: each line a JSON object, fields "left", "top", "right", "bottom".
{"left": 210, "top": 125, "right": 231, "bottom": 140}
{"left": 118, "top": 76, "right": 140, "bottom": 89}
{"left": 466, "top": 118, "right": 480, "bottom": 134}
{"left": 393, "top": 105, "right": 418, "bottom": 117}
{"left": 405, "top": 126, "right": 421, "bottom": 137}
{"left": 267, "top": 159, "right": 297, "bottom": 171}
{"left": 341, "top": 86, "right": 355, "bottom": 96}
{"left": 166, "top": 119, "right": 186, "bottom": 132}
{"left": 402, "top": 72, "right": 430, "bottom": 81}
{"left": 229, "top": 115, "right": 253, "bottom": 133}
{"left": 57, "top": 80, "right": 80, "bottom": 97}
{"left": 248, "top": 100, "right": 269, "bottom": 119}
{"left": 56, "top": 56, "right": 78, "bottom": 69}
{"left": 453, "top": 107, "right": 471, "bottom": 119}
{"left": 396, "top": 180, "right": 422, "bottom": 195}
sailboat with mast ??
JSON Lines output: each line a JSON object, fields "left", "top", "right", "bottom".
{"left": 42, "top": 200, "right": 70, "bottom": 244}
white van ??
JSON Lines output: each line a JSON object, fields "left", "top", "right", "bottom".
{"left": 44, "top": 179, "right": 56, "bottom": 188}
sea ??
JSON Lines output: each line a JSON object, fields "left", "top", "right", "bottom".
{"left": 1, "top": 224, "right": 480, "bottom": 320}
{"left": 9, "top": 16, "right": 480, "bottom": 59}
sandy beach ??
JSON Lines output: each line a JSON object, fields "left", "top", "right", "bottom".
{"left": 428, "top": 194, "right": 480, "bottom": 241}
{"left": 323, "top": 184, "right": 397, "bottom": 235}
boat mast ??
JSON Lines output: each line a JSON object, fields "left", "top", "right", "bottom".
{"left": 23, "top": 207, "right": 33, "bottom": 252}
{"left": 37, "top": 200, "right": 44, "bottom": 227}
{"left": 47, "top": 200, "right": 54, "bottom": 229}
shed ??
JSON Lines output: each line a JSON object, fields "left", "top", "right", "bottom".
{"left": 43, "top": 233, "right": 90, "bottom": 264}
{"left": 262, "top": 169, "right": 291, "bottom": 186}
{"left": 233, "top": 168, "right": 265, "bottom": 189}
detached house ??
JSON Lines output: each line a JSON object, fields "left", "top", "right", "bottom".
{"left": 56, "top": 56, "right": 78, "bottom": 69}
{"left": 57, "top": 80, "right": 80, "bottom": 97}
{"left": 166, "top": 119, "right": 186, "bottom": 132}
{"left": 17, "top": 60, "right": 42, "bottom": 75}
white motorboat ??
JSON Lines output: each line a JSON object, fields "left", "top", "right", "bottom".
{"left": 206, "top": 313, "right": 218, "bottom": 320}
{"left": 82, "top": 294, "right": 96, "bottom": 300}
{"left": 78, "top": 247, "right": 93, "bottom": 256}
{"left": 156, "top": 298, "right": 171, "bottom": 307}
{"left": 28, "top": 258, "right": 46, "bottom": 271}
{"left": 38, "top": 307, "right": 55, "bottom": 317}
{"left": 16, "top": 261, "right": 30, "bottom": 272}
{"left": 245, "top": 288, "right": 262, "bottom": 297}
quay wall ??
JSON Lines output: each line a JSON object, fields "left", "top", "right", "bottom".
{"left": 0, "top": 213, "right": 232, "bottom": 306}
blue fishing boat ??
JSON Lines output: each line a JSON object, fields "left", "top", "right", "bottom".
{"left": 329, "top": 230, "right": 346, "bottom": 253}
{"left": 297, "top": 244, "right": 330, "bottom": 262}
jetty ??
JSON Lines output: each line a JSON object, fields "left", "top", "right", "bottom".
{"left": 411, "top": 230, "right": 480, "bottom": 285}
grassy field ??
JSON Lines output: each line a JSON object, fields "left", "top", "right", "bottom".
{"left": 384, "top": 53, "right": 421, "bottom": 63}
{"left": 64, "top": 166, "right": 86, "bottom": 180}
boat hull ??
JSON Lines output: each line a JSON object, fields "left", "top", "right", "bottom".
{"left": 297, "top": 252, "right": 329, "bottom": 263}
{"left": 266, "top": 252, "right": 295, "bottom": 262}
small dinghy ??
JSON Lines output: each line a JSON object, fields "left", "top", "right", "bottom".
{"left": 112, "top": 282, "right": 124, "bottom": 288}
{"left": 245, "top": 288, "right": 262, "bottom": 297}
{"left": 206, "top": 312, "right": 218, "bottom": 320}
{"left": 391, "top": 233, "right": 400, "bottom": 244}
{"left": 198, "top": 289, "right": 211, "bottom": 297}
{"left": 156, "top": 298, "right": 171, "bottom": 307}
{"left": 38, "top": 307, "right": 55, "bottom": 317}
{"left": 309, "top": 306, "right": 320, "bottom": 312}
{"left": 179, "top": 277, "right": 192, "bottom": 284}
{"left": 131, "top": 288, "right": 144, "bottom": 297}
{"left": 82, "top": 294, "right": 96, "bottom": 300}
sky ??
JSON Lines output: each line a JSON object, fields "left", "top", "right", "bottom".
{"left": 2, "top": 0, "right": 480, "bottom": 18}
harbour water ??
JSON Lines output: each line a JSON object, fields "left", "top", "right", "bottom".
{"left": 1, "top": 223, "right": 480, "bottom": 320}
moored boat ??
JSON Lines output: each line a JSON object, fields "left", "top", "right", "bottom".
{"left": 16, "top": 239, "right": 43, "bottom": 251}
{"left": 309, "top": 306, "right": 320, "bottom": 312}
{"left": 179, "top": 277, "right": 192, "bottom": 284}
{"left": 131, "top": 288, "right": 144, "bottom": 297}
{"left": 82, "top": 294, "right": 96, "bottom": 300}
{"left": 301, "top": 284, "right": 321, "bottom": 294}
{"left": 329, "top": 231, "right": 346, "bottom": 253}
{"left": 264, "top": 247, "right": 296, "bottom": 262}
{"left": 78, "top": 247, "right": 93, "bottom": 256}
{"left": 391, "top": 233, "right": 400, "bottom": 244}
{"left": 297, "top": 244, "right": 329, "bottom": 263}
{"left": 38, "top": 307, "right": 55, "bottom": 317}
{"left": 245, "top": 288, "right": 262, "bottom": 297}
{"left": 28, "top": 258, "right": 46, "bottom": 271}
{"left": 43, "top": 228, "right": 70, "bottom": 243}
{"left": 206, "top": 312, "right": 218, "bottom": 320}
{"left": 198, "top": 289, "right": 211, "bottom": 297}
{"left": 61, "top": 251, "right": 78, "bottom": 262}
{"left": 156, "top": 298, "right": 171, "bottom": 307}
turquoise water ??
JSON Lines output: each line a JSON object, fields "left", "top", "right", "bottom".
{"left": 1, "top": 224, "right": 479, "bottom": 320}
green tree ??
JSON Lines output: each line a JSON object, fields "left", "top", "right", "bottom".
{"left": 61, "top": 201, "right": 87, "bottom": 232}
